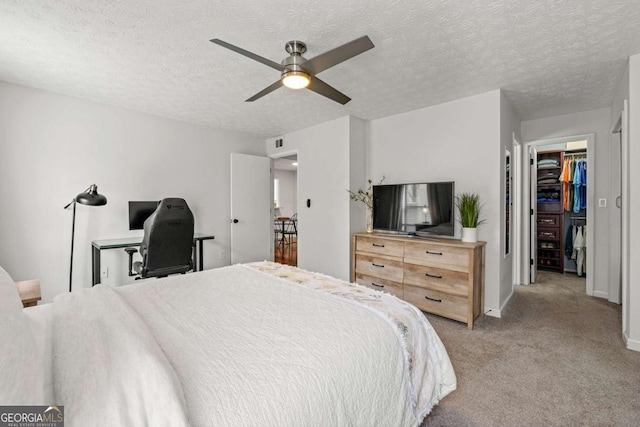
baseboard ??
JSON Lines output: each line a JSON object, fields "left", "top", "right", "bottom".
{"left": 483, "top": 289, "right": 514, "bottom": 319}
{"left": 626, "top": 336, "right": 640, "bottom": 352}
{"left": 593, "top": 291, "right": 609, "bottom": 299}
{"left": 484, "top": 309, "right": 501, "bottom": 318}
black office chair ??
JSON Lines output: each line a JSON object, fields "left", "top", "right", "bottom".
{"left": 124, "top": 198, "right": 194, "bottom": 279}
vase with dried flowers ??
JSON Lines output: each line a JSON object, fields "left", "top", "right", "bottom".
{"left": 347, "top": 176, "right": 385, "bottom": 233}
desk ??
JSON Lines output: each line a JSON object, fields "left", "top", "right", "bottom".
{"left": 91, "top": 233, "right": 215, "bottom": 286}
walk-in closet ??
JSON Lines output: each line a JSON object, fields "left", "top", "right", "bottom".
{"left": 536, "top": 142, "right": 587, "bottom": 277}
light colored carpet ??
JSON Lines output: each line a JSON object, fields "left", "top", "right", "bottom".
{"left": 422, "top": 271, "right": 640, "bottom": 427}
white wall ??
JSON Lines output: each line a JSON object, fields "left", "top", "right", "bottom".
{"left": 274, "top": 169, "right": 297, "bottom": 217}
{"left": 367, "top": 90, "right": 504, "bottom": 315}
{"left": 0, "top": 82, "right": 264, "bottom": 302}
{"left": 627, "top": 54, "right": 640, "bottom": 351}
{"left": 266, "top": 116, "right": 365, "bottom": 281}
{"left": 348, "top": 116, "right": 368, "bottom": 265}
{"left": 521, "top": 108, "right": 611, "bottom": 298}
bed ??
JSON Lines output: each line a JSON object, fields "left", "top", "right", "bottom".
{"left": 0, "top": 262, "right": 456, "bottom": 426}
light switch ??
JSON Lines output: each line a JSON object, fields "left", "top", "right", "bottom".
{"left": 598, "top": 198, "right": 607, "bottom": 208}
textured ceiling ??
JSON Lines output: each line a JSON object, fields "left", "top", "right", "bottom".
{"left": 1, "top": 0, "right": 639, "bottom": 138}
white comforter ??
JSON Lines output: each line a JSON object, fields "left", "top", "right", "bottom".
{"left": 52, "top": 264, "right": 455, "bottom": 426}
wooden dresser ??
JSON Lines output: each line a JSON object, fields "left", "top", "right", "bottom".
{"left": 351, "top": 233, "right": 485, "bottom": 330}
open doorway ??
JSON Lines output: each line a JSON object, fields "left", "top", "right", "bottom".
{"left": 522, "top": 134, "right": 594, "bottom": 295}
{"left": 273, "top": 154, "right": 298, "bottom": 266}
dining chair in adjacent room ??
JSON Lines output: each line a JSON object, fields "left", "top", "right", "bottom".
{"left": 283, "top": 213, "right": 297, "bottom": 245}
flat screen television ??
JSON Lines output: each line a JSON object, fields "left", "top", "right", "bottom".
{"left": 372, "top": 182, "right": 455, "bottom": 237}
{"left": 128, "top": 201, "right": 159, "bottom": 230}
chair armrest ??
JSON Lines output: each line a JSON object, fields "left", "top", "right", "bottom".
{"left": 124, "top": 247, "right": 138, "bottom": 277}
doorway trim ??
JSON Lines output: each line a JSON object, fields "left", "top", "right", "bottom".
{"left": 521, "top": 134, "right": 595, "bottom": 296}
{"left": 512, "top": 134, "right": 522, "bottom": 286}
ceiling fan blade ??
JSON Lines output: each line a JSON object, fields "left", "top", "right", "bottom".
{"left": 245, "top": 80, "right": 283, "bottom": 102}
{"left": 304, "top": 36, "right": 374, "bottom": 75}
{"left": 210, "top": 39, "right": 284, "bottom": 71}
{"left": 307, "top": 77, "right": 351, "bottom": 105}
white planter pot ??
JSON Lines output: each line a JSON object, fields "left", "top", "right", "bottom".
{"left": 461, "top": 227, "right": 478, "bottom": 243}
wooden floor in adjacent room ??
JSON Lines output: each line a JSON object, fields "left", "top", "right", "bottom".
{"left": 274, "top": 236, "right": 297, "bottom": 267}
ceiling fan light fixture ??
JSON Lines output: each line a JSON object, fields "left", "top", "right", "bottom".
{"left": 282, "top": 70, "right": 310, "bottom": 89}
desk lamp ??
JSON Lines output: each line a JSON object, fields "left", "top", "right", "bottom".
{"left": 64, "top": 184, "right": 107, "bottom": 292}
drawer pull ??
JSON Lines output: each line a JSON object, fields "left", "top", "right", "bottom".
{"left": 372, "top": 263, "right": 385, "bottom": 268}
{"left": 370, "top": 282, "right": 384, "bottom": 288}
{"left": 425, "top": 273, "right": 442, "bottom": 279}
{"left": 372, "top": 243, "right": 385, "bottom": 248}
{"left": 426, "top": 250, "right": 443, "bottom": 255}
{"left": 425, "top": 295, "right": 442, "bottom": 303}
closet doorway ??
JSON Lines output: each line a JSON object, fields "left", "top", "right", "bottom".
{"left": 272, "top": 153, "right": 298, "bottom": 266}
{"left": 523, "top": 134, "right": 594, "bottom": 296}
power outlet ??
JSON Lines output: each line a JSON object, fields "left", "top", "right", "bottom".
{"left": 101, "top": 267, "right": 109, "bottom": 279}
{"left": 219, "top": 250, "right": 227, "bottom": 260}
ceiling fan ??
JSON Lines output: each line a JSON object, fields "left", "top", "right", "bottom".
{"left": 210, "top": 36, "right": 374, "bottom": 105}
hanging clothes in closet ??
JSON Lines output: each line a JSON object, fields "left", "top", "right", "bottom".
{"left": 565, "top": 219, "right": 586, "bottom": 276}
{"left": 559, "top": 155, "right": 587, "bottom": 213}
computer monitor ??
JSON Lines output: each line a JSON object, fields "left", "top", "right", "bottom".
{"left": 128, "top": 201, "right": 159, "bottom": 230}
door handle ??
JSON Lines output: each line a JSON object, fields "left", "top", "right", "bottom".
{"left": 231, "top": 219, "right": 239, "bottom": 224}
{"left": 616, "top": 196, "right": 622, "bottom": 209}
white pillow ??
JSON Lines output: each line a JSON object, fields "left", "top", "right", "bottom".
{"left": 0, "top": 265, "right": 45, "bottom": 404}
{"left": 0, "top": 265, "right": 23, "bottom": 311}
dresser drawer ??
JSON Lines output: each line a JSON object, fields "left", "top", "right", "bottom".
{"left": 404, "top": 241, "right": 469, "bottom": 273}
{"left": 355, "top": 236, "right": 403, "bottom": 258}
{"left": 404, "top": 285, "right": 468, "bottom": 323}
{"left": 537, "top": 228, "right": 560, "bottom": 240}
{"left": 403, "top": 263, "right": 469, "bottom": 297}
{"left": 355, "top": 254, "right": 403, "bottom": 282}
{"left": 355, "top": 273, "right": 403, "bottom": 298}
{"left": 537, "top": 214, "right": 560, "bottom": 227}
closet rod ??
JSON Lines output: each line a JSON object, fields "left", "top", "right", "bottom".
{"left": 564, "top": 152, "right": 586, "bottom": 158}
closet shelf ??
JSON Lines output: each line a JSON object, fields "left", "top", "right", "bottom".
{"left": 536, "top": 150, "right": 566, "bottom": 272}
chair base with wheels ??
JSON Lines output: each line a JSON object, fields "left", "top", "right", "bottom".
{"left": 124, "top": 247, "right": 193, "bottom": 279}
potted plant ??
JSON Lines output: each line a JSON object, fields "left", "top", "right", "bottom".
{"left": 348, "top": 176, "right": 384, "bottom": 233}
{"left": 456, "top": 192, "right": 485, "bottom": 242}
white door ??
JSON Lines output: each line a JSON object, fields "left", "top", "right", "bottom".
{"left": 529, "top": 146, "right": 538, "bottom": 283}
{"left": 621, "top": 100, "right": 630, "bottom": 336}
{"left": 230, "top": 153, "right": 271, "bottom": 264}
{"left": 609, "top": 131, "right": 622, "bottom": 304}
